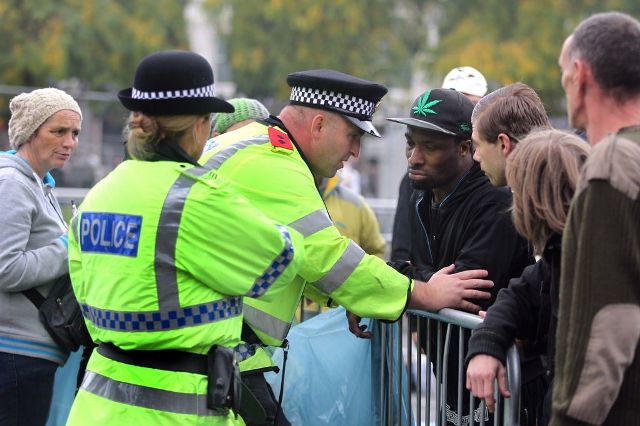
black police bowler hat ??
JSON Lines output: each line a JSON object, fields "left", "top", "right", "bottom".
{"left": 287, "top": 69, "right": 387, "bottom": 137}
{"left": 118, "top": 50, "right": 234, "bottom": 115}
{"left": 387, "top": 89, "right": 473, "bottom": 140}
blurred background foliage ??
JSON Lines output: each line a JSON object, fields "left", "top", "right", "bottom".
{"left": 204, "top": 0, "right": 640, "bottom": 113}
{"left": 204, "top": 0, "right": 415, "bottom": 99}
{"left": 1, "top": 0, "right": 639, "bottom": 190}
{"left": 1, "top": 0, "right": 640, "bottom": 113}
{"left": 0, "top": 0, "right": 188, "bottom": 90}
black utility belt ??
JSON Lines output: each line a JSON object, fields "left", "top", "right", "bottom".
{"left": 98, "top": 342, "right": 208, "bottom": 375}
{"left": 98, "top": 342, "right": 241, "bottom": 413}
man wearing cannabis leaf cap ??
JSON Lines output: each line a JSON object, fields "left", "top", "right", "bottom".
{"left": 387, "top": 88, "right": 533, "bottom": 425}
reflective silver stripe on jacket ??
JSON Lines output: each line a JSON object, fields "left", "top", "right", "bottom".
{"left": 243, "top": 305, "right": 291, "bottom": 342}
{"left": 287, "top": 209, "right": 332, "bottom": 237}
{"left": 202, "top": 136, "right": 268, "bottom": 171}
{"left": 246, "top": 225, "right": 295, "bottom": 298}
{"left": 314, "top": 240, "right": 365, "bottom": 294}
{"left": 156, "top": 166, "right": 209, "bottom": 311}
{"left": 82, "top": 166, "right": 243, "bottom": 332}
{"left": 80, "top": 370, "right": 225, "bottom": 417}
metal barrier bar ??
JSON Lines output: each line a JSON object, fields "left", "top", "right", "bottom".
{"left": 469, "top": 385, "right": 475, "bottom": 426}
{"left": 406, "top": 317, "right": 413, "bottom": 424}
{"left": 505, "top": 345, "right": 521, "bottom": 425}
{"left": 457, "top": 327, "right": 464, "bottom": 426}
{"left": 52, "top": 187, "right": 89, "bottom": 205}
{"left": 380, "top": 324, "right": 387, "bottom": 425}
{"left": 436, "top": 322, "right": 443, "bottom": 424}
{"left": 417, "top": 319, "right": 423, "bottom": 422}
{"left": 378, "top": 308, "right": 521, "bottom": 426}
{"left": 442, "top": 323, "right": 451, "bottom": 425}
{"left": 398, "top": 319, "right": 403, "bottom": 426}
{"left": 387, "top": 323, "right": 393, "bottom": 426}
{"left": 425, "top": 318, "right": 431, "bottom": 423}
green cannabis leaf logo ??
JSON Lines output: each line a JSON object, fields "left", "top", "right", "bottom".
{"left": 412, "top": 90, "right": 443, "bottom": 116}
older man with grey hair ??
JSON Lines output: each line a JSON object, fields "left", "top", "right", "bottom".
{"left": 552, "top": 11, "right": 640, "bottom": 426}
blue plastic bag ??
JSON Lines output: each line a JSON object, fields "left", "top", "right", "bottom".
{"left": 46, "top": 348, "right": 83, "bottom": 426}
{"left": 265, "top": 307, "right": 373, "bottom": 426}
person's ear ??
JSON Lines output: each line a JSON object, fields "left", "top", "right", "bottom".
{"left": 195, "top": 115, "right": 208, "bottom": 136}
{"left": 459, "top": 139, "right": 472, "bottom": 156}
{"left": 497, "top": 133, "right": 514, "bottom": 156}
{"left": 310, "top": 113, "right": 326, "bottom": 140}
{"left": 574, "top": 58, "right": 592, "bottom": 99}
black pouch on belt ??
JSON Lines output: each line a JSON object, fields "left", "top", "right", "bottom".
{"left": 207, "top": 345, "right": 241, "bottom": 416}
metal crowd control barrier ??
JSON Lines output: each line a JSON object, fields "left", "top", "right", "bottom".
{"left": 52, "top": 187, "right": 88, "bottom": 221}
{"left": 375, "top": 308, "right": 521, "bottom": 426}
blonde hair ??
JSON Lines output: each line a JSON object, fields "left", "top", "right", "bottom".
{"left": 124, "top": 112, "right": 209, "bottom": 160}
{"left": 506, "top": 129, "right": 590, "bottom": 254}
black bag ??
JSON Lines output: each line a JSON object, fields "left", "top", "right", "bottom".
{"left": 22, "top": 273, "right": 93, "bottom": 356}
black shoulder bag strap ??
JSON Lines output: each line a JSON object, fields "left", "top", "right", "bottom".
{"left": 22, "top": 288, "right": 46, "bottom": 308}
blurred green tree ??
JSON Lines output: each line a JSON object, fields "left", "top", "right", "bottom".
{"left": 0, "top": 0, "right": 188, "bottom": 90}
{"left": 3, "top": 0, "right": 639, "bottom": 116}
{"left": 204, "top": 0, "right": 414, "bottom": 98}
{"left": 206, "top": 0, "right": 640, "bottom": 114}
{"left": 429, "top": 0, "right": 640, "bottom": 113}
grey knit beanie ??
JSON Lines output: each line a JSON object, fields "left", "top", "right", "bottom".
{"left": 8, "top": 88, "right": 83, "bottom": 150}
{"left": 214, "top": 98, "right": 269, "bottom": 134}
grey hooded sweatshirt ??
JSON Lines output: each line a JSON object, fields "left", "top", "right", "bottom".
{"left": 0, "top": 153, "right": 69, "bottom": 364}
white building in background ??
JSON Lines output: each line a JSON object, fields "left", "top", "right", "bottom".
{"left": 184, "top": 0, "right": 235, "bottom": 98}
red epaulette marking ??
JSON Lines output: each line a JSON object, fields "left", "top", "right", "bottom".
{"left": 268, "top": 127, "right": 294, "bottom": 151}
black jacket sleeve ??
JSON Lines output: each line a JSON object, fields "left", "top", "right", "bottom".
{"left": 466, "top": 260, "right": 546, "bottom": 365}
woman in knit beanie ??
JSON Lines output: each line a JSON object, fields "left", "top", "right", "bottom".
{"left": 8, "top": 88, "right": 82, "bottom": 177}
{"left": 0, "top": 87, "right": 82, "bottom": 426}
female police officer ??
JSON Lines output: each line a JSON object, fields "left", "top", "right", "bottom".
{"left": 66, "top": 51, "right": 304, "bottom": 425}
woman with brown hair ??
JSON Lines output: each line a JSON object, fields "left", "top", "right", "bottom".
{"left": 465, "top": 129, "right": 590, "bottom": 425}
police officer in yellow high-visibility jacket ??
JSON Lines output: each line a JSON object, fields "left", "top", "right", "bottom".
{"left": 66, "top": 51, "right": 305, "bottom": 426}
{"left": 200, "top": 69, "right": 495, "bottom": 425}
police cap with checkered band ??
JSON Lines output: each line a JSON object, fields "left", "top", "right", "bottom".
{"left": 287, "top": 69, "right": 388, "bottom": 137}
{"left": 118, "top": 50, "right": 234, "bottom": 115}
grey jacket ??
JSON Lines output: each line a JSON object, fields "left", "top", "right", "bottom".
{"left": 0, "top": 153, "right": 69, "bottom": 364}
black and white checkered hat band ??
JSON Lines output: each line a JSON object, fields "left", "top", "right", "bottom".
{"left": 131, "top": 84, "right": 215, "bottom": 100}
{"left": 290, "top": 86, "right": 375, "bottom": 118}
